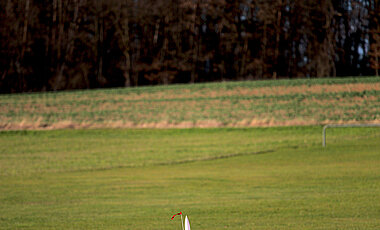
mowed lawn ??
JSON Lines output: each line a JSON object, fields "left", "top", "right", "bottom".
{"left": 1, "top": 127, "right": 379, "bottom": 229}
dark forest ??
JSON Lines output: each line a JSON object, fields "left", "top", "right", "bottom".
{"left": 0, "top": 0, "right": 379, "bottom": 93}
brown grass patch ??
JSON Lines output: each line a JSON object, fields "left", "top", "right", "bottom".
{"left": 2, "top": 118, "right": 380, "bottom": 130}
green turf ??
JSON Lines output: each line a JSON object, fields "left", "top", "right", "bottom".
{"left": 1, "top": 127, "right": 379, "bottom": 229}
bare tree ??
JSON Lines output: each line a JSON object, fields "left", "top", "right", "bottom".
{"left": 113, "top": 0, "right": 133, "bottom": 86}
{"left": 95, "top": 0, "right": 106, "bottom": 86}
{"left": 369, "top": 0, "right": 380, "bottom": 76}
{"left": 369, "top": 24, "right": 380, "bottom": 76}
{"left": 190, "top": 0, "right": 201, "bottom": 83}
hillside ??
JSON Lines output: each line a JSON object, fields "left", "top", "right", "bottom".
{"left": 1, "top": 77, "right": 380, "bottom": 130}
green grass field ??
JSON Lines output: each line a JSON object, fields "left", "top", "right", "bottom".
{"left": 1, "top": 127, "right": 380, "bottom": 229}
{"left": 1, "top": 78, "right": 380, "bottom": 229}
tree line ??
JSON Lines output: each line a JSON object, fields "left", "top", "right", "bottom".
{"left": 0, "top": 0, "right": 379, "bottom": 93}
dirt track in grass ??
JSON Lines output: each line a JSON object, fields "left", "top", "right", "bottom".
{"left": 1, "top": 79, "right": 380, "bottom": 130}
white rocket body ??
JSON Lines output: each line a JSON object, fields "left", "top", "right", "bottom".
{"left": 184, "top": 216, "right": 190, "bottom": 230}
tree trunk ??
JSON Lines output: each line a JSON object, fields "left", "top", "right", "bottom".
{"left": 239, "top": 35, "right": 249, "bottom": 79}
{"left": 95, "top": 0, "right": 104, "bottom": 86}
{"left": 273, "top": 0, "right": 282, "bottom": 79}
{"left": 21, "top": 0, "right": 30, "bottom": 60}
{"left": 191, "top": 0, "right": 200, "bottom": 83}
{"left": 121, "top": 1, "right": 132, "bottom": 87}
{"left": 161, "top": 14, "right": 169, "bottom": 85}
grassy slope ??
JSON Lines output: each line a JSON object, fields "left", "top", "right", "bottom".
{"left": 1, "top": 77, "right": 380, "bottom": 129}
{"left": 1, "top": 127, "right": 380, "bottom": 229}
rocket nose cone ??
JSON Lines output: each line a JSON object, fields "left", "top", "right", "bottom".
{"left": 185, "top": 216, "right": 190, "bottom": 230}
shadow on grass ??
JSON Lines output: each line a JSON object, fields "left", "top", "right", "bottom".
{"left": 70, "top": 149, "right": 276, "bottom": 173}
